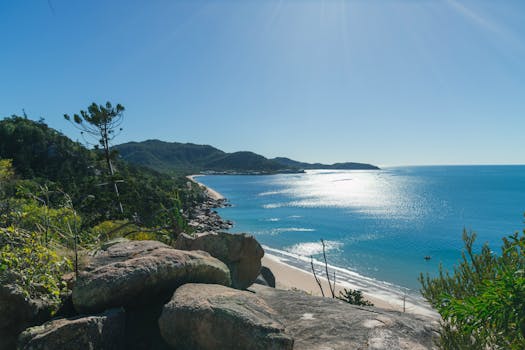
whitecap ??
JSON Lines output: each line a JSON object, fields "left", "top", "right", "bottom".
{"left": 271, "top": 227, "right": 316, "bottom": 234}
{"left": 265, "top": 218, "right": 280, "bottom": 222}
{"left": 263, "top": 203, "right": 285, "bottom": 209}
{"left": 258, "top": 190, "right": 283, "bottom": 196}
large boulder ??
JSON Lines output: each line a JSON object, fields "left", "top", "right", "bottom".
{"left": 158, "top": 283, "right": 294, "bottom": 350}
{"left": 17, "top": 308, "right": 125, "bottom": 350}
{"left": 72, "top": 240, "right": 231, "bottom": 314}
{"left": 175, "top": 232, "right": 264, "bottom": 289}
{"left": 0, "top": 284, "right": 55, "bottom": 350}
{"left": 249, "top": 284, "right": 439, "bottom": 350}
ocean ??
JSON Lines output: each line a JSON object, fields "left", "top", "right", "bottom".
{"left": 197, "top": 166, "right": 525, "bottom": 305}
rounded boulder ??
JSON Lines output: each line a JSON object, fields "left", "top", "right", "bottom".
{"left": 72, "top": 240, "right": 231, "bottom": 314}
{"left": 159, "top": 283, "right": 294, "bottom": 350}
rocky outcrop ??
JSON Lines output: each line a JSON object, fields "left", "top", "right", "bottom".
{"left": 17, "top": 308, "right": 125, "bottom": 350}
{"left": 175, "top": 232, "right": 264, "bottom": 289}
{"left": 186, "top": 197, "right": 233, "bottom": 232}
{"left": 6, "top": 234, "right": 438, "bottom": 350}
{"left": 249, "top": 284, "right": 439, "bottom": 350}
{"left": 159, "top": 283, "right": 294, "bottom": 350}
{"left": 0, "top": 284, "right": 55, "bottom": 350}
{"left": 72, "top": 240, "right": 231, "bottom": 314}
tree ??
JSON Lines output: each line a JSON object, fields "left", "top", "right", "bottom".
{"left": 337, "top": 288, "right": 374, "bottom": 306}
{"left": 64, "top": 102, "right": 125, "bottom": 214}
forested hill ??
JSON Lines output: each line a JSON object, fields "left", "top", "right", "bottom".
{"left": 271, "top": 157, "right": 380, "bottom": 170}
{"left": 115, "top": 139, "right": 380, "bottom": 174}
{"left": 0, "top": 116, "right": 203, "bottom": 227}
{"left": 114, "top": 140, "right": 294, "bottom": 174}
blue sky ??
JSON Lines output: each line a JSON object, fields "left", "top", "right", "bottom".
{"left": 1, "top": 0, "right": 524, "bottom": 166}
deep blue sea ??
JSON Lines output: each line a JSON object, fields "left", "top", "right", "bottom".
{"left": 198, "top": 166, "right": 525, "bottom": 298}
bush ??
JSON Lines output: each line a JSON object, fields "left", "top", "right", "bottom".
{"left": 420, "top": 228, "right": 525, "bottom": 349}
{"left": 336, "top": 288, "right": 374, "bottom": 306}
{"left": 90, "top": 219, "right": 172, "bottom": 244}
{"left": 0, "top": 227, "right": 72, "bottom": 310}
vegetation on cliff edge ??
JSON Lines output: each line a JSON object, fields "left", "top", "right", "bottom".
{"left": 420, "top": 227, "right": 525, "bottom": 349}
{"left": 0, "top": 108, "right": 207, "bottom": 314}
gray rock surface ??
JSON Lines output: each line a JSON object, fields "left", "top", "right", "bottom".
{"left": 0, "top": 284, "right": 54, "bottom": 350}
{"left": 175, "top": 232, "right": 264, "bottom": 289}
{"left": 186, "top": 198, "right": 233, "bottom": 232}
{"left": 72, "top": 240, "right": 231, "bottom": 313}
{"left": 17, "top": 308, "right": 125, "bottom": 350}
{"left": 249, "top": 284, "right": 439, "bottom": 350}
{"left": 158, "top": 283, "right": 294, "bottom": 350}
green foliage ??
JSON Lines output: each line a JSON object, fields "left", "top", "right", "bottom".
{"left": 12, "top": 200, "right": 79, "bottom": 243}
{"left": 115, "top": 140, "right": 380, "bottom": 174}
{"left": 0, "top": 116, "right": 96, "bottom": 189}
{"left": 64, "top": 102, "right": 126, "bottom": 214}
{"left": 63, "top": 102, "right": 124, "bottom": 153}
{"left": 0, "top": 107, "right": 208, "bottom": 315}
{"left": 0, "top": 227, "right": 72, "bottom": 309}
{"left": 0, "top": 117, "right": 203, "bottom": 228}
{"left": 420, "top": 228, "right": 525, "bottom": 349}
{"left": 336, "top": 288, "right": 374, "bottom": 306}
{"left": 0, "top": 158, "right": 14, "bottom": 182}
{"left": 0, "top": 159, "right": 16, "bottom": 222}
{"left": 115, "top": 140, "right": 291, "bottom": 174}
{"left": 90, "top": 220, "right": 171, "bottom": 244}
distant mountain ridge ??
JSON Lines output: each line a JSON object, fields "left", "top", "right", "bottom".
{"left": 115, "top": 139, "right": 379, "bottom": 174}
{"left": 271, "top": 157, "right": 380, "bottom": 170}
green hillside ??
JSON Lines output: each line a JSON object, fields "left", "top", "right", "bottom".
{"left": 272, "top": 157, "right": 380, "bottom": 170}
{"left": 0, "top": 117, "right": 203, "bottom": 227}
{"left": 114, "top": 139, "right": 226, "bottom": 173}
{"left": 115, "top": 140, "right": 297, "bottom": 174}
{"left": 115, "top": 140, "right": 379, "bottom": 174}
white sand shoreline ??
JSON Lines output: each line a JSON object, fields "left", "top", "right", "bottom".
{"left": 262, "top": 253, "right": 439, "bottom": 319}
{"left": 187, "top": 174, "right": 225, "bottom": 200}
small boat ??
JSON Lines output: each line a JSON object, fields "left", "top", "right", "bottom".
{"left": 424, "top": 255, "right": 431, "bottom": 261}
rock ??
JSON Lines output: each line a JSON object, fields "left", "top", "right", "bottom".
{"left": 72, "top": 240, "right": 231, "bottom": 314}
{"left": 185, "top": 198, "right": 232, "bottom": 232}
{"left": 0, "top": 284, "right": 54, "bottom": 350}
{"left": 249, "top": 284, "right": 439, "bottom": 350}
{"left": 158, "top": 283, "right": 294, "bottom": 350}
{"left": 254, "top": 275, "right": 271, "bottom": 287}
{"left": 175, "top": 232, "right": 264, "bottom": 289}
{"left": 53, "top": 291, "right": 76, "bottom": 319}
{"left": 257, "top": 266, "right": 276, "bottom": 288}
{"left": 17, "top": 308, "right": 125, "bottom": 350}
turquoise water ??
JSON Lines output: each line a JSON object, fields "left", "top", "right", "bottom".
{"left": 198, "top": 166, "right": 525, "bottom": 294}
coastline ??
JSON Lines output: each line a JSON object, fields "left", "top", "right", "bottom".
{"left": 185, "top": 175, "right": 232, "bottom": 232}
{"left": 187, "top": 174, "right": 225, "bottom": 200}
{"left": 262, "top": 252, "right": 439, "bottom": 319}
{"left": 191, "top": 175, "right": 439, "bottom": 319}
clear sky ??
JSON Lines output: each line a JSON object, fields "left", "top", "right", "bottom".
{"left": 1, "top": 0, "right": 524, "bottom": 166}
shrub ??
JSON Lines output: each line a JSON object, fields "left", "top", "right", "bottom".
{"left": 337, "top": 288, "right": 374, "bottom": 306}
{"left": 90, "top": 220, "right": 171, "bottom": 244}
{"left": 0, "top": 227, "right": 72, "bottom": 310}
{"left": 420, "top": 228, "right": 525, "bottom": 349}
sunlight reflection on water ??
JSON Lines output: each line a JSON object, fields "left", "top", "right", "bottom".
{"left": 264, "top": 170, "right": 430, "bottom": 221}
{"left": 199, "top": 165, "right": 525, "bottom": 291}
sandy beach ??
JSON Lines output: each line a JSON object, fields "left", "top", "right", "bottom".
{"left": 262, "top": 253, "right": 439, "bottom": 319}
{"left": 187, "top": 175, "right": 225, "bottom": 200}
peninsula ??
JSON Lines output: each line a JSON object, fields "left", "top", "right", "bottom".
{"left": 115, "top": 139, "right": 380, "bottom": 175}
